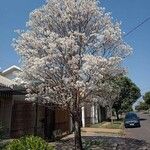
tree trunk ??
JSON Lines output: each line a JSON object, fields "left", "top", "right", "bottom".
{"left": 115, "top": 109, "right": 119, "bottom": 120}
{"left": 74, "top": 119, "right": 83, "bottom": 150}
{"left": 110, "top": 109, "right": 113, "bottom": 124}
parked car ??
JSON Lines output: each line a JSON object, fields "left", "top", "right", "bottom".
{"left": 124, "top": 112, "right": 140, "bottom": 128}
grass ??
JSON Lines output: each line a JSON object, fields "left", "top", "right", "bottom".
{"left": 90, "top": 121, "right": 107, "bottom": 128}
{"left": 83, "top": 119, "right": 125, "bottom": 136}
{"left": 103, "top": 120, "right": 123, "bottom": 129}
{"left": 90, "top": 119, "right": 124, "bottom": 129}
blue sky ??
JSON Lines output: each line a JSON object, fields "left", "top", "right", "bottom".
{"left": 0, "top": 0, "right": 150, "bottom": 95}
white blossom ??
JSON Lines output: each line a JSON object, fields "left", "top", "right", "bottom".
{"left": 13, "top": 0, "right": 131, "bottom": 111}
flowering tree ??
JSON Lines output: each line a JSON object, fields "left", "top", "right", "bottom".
{"left": 14, "top": 0, "right": 132, "bottom": 149}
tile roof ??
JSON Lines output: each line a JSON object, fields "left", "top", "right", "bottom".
{"left": 2, "top": 65, "right": 21, "bottom": 75}
{"left": 0, "top": 74, "right": 16, "bottom": 88}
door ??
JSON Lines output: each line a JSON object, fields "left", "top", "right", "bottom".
{"left": 44, "top": 107, "right": 55, "bottom": 139}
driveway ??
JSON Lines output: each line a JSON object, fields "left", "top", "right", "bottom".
{"left": 125, "top": 112, "right": 150, "bottom": 143}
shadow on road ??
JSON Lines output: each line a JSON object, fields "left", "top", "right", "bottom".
{"left": 56, "top": 136, "right": 150, "bottom": 150}
{"left": 125, "top": 125, "right": 141, "bottom": 128}
{"left": 140, "top": 118, "right": 147, "bottom": 121}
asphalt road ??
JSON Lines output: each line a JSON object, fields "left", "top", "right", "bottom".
{"left": 125, "top": 112, "right": 150, "bottom": 143}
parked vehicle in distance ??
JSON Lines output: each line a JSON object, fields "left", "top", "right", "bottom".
{"left": 124, "top": 112, "right": 140, "bottom": 128}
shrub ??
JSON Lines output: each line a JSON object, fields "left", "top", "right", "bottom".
{"left": 0, "top": 122, "right": 5, "bottom": 139}
{"left": 5, "top": 136, "right": 55, "bottom": 150}
{"left": 0, "top": 122, "right": 7, "bottom": 149}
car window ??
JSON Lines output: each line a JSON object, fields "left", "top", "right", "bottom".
{"left": 125, "top": 113, "right": 138, "bottom": 119}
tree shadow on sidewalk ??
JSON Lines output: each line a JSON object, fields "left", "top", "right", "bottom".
{"left": 56, "top": 136, "right": 150, "bottom": 150}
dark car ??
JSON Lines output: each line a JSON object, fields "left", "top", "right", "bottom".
{"left": 124, "top": 112, "right": 140, "bottom": 128}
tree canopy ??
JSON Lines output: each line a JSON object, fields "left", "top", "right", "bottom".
{"left": 113, "top": 76, "right": 141, "bottom": 119}
{"left": 143, "top": 91, "right": 150, "bottom": 106}
{"left": 135, "top": 101, "right": 149, "bottom": 111}
{"left": 13, "top": 0, "right": 132, "bottom": 149}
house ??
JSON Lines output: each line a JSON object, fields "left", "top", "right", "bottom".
{"left": 81, "top": 103, "right": 108, "bottom": 127}
{"left": 0, "top": 66, "right": 71, "bottom": 139}
{"left": 2, "top": 65, "right": 21, "bottom": 81}
{"left": 0, "top": 75, "right": 15, "bottom": 137}
{"left": 0, "top": 65, "right": 108, "bottom": 139}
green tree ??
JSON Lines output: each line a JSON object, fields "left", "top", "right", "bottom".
{"left": 135, "top": 102, "right": 149, "bottom": 111}
{"left": 143, "top": 92, "right": 150, "bottom": 107}
{"left": 113, "top": 76, "right": 141, "bottom": 120}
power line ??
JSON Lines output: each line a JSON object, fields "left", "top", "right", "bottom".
{"left": 124, "top": 16, "right": 150, "bottom": 37}
{"left": 1, "top": 16, "right": 150, "bottom": 67}
{"left": 104, "top": 16, "right": 150, "bottom": 56}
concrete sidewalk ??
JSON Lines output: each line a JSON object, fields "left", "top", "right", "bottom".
{"left": 62, "top": 127, "right": 123, "bottom": 140}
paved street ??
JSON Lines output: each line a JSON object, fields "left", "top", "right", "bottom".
{"left": 57, "top": 135, "right": 150, "bottom": 150}
{"left": 125, "top": 112, "right": 150, "bottom": 143}
{"left": 57, "top": 116, "right": 150, "bottom": 150}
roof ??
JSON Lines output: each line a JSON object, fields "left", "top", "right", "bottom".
{"left": 2, "top": 65, "right": 21, "bottom": 75}
{"left": 0, "top": 74, "right": 16, "bottom": 88}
